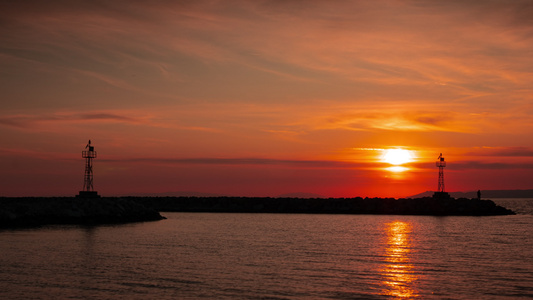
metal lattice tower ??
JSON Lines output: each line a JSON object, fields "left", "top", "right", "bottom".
{"left": 82, "top": 140, "right": 97, "bottom": 192}
{"left": 436, "top": 153, "right": 446, "bottom": 193}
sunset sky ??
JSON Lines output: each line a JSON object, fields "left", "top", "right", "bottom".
{"left": 1, "top": 0, "right": 532, "bottom": 198}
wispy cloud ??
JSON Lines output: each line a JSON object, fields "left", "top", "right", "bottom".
{"left": 3, "top": 0, "right": 532, "bottom": 95}
{"left": 448, "top": 161, "right": 533, "bottom": 170}
{"left": 409, "top": 159, "right": 533, "bottom": 171}
{"left": 100, "top": 156, "right": 375, "bottom": 170}
{"left": 465, "top": 147, "right": 533, "bottom": 157}
{"left": 0, "top": 112, "right": 146, "bottom": 129}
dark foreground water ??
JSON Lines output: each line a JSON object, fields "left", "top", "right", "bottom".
{"left": 0, "top": 199, "right": 532, "bottom": 299}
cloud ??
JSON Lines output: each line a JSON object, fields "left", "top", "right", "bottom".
{"left": 410, "top": 160, "right": 533, "bottom": 171}
{"left": 449, "top": 161, "right": 533, "bottom": 170}
{"left": 2, "top": 1, "right": 532, "bottom": 117}
{"left": 0, "top": 118, "right": 29, "bottom": 129}
{"left": 465, "top": 147, "right": 533, "bottom": 157}
{"left": 100, "top": 156, "right": 376, "bottom": 169}
{"left": 0, "top": 112, "right": 146, "bottom": 129}
{"left": 97, "top": 154, "right": 533, "bottom": 171}
{"left": 0, "top": 146, "right": 75, "bottom": 161}
{"left": 308, "top": 106, "right": 471, "bottom": 133}
{"left": 4, "top": 0, "right": 532, "bottom": 89}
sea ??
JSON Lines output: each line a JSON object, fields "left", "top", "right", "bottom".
{"left": 0, "top": 199, "right": 532, "bottom": 299}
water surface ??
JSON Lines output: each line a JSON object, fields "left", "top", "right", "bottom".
{"left": 1, "top": 201, "right": 532, "bottom": 299}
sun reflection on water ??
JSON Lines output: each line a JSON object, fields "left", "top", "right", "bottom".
{"left": 379, "top": 221, "right": 419, "bottom": 298}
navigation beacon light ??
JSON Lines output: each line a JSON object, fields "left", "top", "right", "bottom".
{"left": 78, "top": 140, "right": 99, "bottom": 198}
{"left": 433, "top": 153, "right": 450, "bottom": 199}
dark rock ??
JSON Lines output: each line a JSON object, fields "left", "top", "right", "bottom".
{"left": 0, "top": 197, "right": 165, "bottom": 228}
{"left": 1, "top": 196, "right": 514, "bottom": 229}
{"left": 133, "top": 196, "right": 515, "bottom": 216}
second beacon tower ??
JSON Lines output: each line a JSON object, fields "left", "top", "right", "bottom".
{"left": 433, "top": 153, "right": 450, "bottom": 199}
{"left": 78, "top": 140, "right": 99, "bottom": 198}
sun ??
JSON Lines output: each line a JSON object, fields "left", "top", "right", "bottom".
{"left": 382, "top": 149, "right": 413, "bottom": 165}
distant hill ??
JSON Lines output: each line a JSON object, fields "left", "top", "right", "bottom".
{"left": 408, "top": 189, "right": 533, "bottom": 199}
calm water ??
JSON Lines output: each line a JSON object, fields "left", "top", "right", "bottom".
{"left": 1, "top": 199, "right": 532, "bottom": 299}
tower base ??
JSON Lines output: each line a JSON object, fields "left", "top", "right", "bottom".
{"left": 432, "top": 192, "right": 451, "bottom": 199}
{"left": 77, "top": 191, "right": 100, "bottom": 198}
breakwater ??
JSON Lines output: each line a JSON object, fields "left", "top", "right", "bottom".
{"left": 0, "top": 196, "right": 515, "bottom": 228}
{"left": 0, "top": 197, "right": 165, "bottom": 228}
{"left": 134, "top": 196, "right": 515, "bottom": 216}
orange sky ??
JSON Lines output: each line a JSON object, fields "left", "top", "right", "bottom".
{"left": 1, "top": 1, "right": 532, "bottom": 197}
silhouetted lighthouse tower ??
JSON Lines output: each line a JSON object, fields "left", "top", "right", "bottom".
{"left": 437, "top": 153, "right": 446, "bottom": 192}
{"left": 78, "top": 140, "right": 99, "bottom": 198}
{"left": 433, "top": 153, "right": 450, "bottom": 199}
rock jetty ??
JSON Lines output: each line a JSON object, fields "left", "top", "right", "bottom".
{"left": 0, "top": 197, "right": 165, "bottom": 228}
{"left": 134, "top": 196, "right": 515, "bottom": 216}
{"left": 0, "top": 196, "right": 515, "bottom": 228}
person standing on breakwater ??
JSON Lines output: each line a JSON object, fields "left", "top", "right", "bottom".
{"left": 477, "top": 190, "right": 481, "bottom": 200}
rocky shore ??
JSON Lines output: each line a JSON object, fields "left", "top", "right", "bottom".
{"left": 0, "top": 197, "right": 165, "bottom": 228}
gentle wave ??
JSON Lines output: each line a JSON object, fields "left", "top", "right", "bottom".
{"left": 1, "top": 211, "right": 532, "bottom": 299}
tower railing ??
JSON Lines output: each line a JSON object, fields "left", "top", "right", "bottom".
{"left": 82, "top": 150, "right": 97, "bottom": 159}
